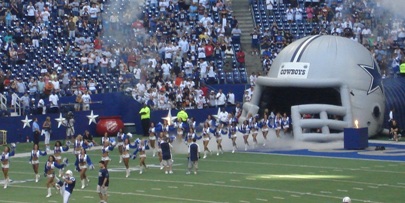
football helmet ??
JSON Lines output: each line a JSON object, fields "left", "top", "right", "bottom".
{"left": 242, "top": 35, "right": 385, "bottom": 141}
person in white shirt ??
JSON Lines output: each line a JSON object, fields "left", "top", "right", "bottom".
{"left": 199, "top": 59, "right": 208, "bottom": 79}
{"left": 81, "top": 90, "right": 91, "bottom": 111}
{"left": 294, "top": 5, "right": 303, "bottom": 24}
{"left": 216, "top": 89, "right": 226, "bottom": 107}
{"left": 227, "top": 91, "right": 235, "bottom": 105}
{"left": 218, "top": 108, "right": 229, "bottom": 124}
{"left": 178, "top": 37, "right": 189, "bottom": 56}
{"left": 161, "top": 60, "right": 172, "bottom": 81}
{"left": 184, "top": 59, "right": 194, "bottom": 78}
{"left": 49, "top": 91, "right": 59, "bottom": 113}
{"left": 88, "top": 4, "right": 99, "bottom": 23}
{"left": 51, "top": 78, "right": 61, "bottom": 94}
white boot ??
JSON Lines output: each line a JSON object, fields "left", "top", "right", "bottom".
{"left": 81, "top": 179, "right": 85, "bottom": 189}
{"left": 59, "top": 169, "right": 63, "bottom": 177}
{"left": 35, "top": 174, "right": 39, "bottom": 183}
{"left": 126, "top": 169, "right": 130, "bottom": 178}
{"left": 3, "top": 178, "right": 8, "bottom": 189}
{"left": 153, "top": 148, "right": 156, "bottom": 157}
{"left": 244, "top": 144, "right": 248, "bottom": 151}
{"left": 160, "top": 162, "right": 164, "bottom": 170}
{"left": 139, "top": 166, "right": 143, "bottom": 174}
{"left": 119, "top": 155, "right": 122, "bottom": 163}
{"left": 203, "top": 151, "right": 207, "bottom": 159}
{"left": 46, "top": 187, "right": 52, "bottom": 197}
{"left": 232, "top": 146, "right": 235, "bottom": 153}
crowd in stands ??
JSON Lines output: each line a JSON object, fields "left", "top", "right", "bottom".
{"left": 0, "top": 0, "right": 403, "bottom": 114}
{"left": 255, "top": 0, "right": 405, "bottom": 76}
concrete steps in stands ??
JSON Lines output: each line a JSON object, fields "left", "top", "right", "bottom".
{"left": 231, "top": 0, "right": 262, "bottom": 75}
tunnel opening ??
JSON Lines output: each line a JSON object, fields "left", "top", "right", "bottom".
{"left": 258, "top": 86, "right": 342, "bottom": 119}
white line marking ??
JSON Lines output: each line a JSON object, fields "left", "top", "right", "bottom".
{"left": 230, "top": 179, "right": 241, "bottom": 182}
{"left": 135, "top": 190, "right": 145, "bottom": 193}
{"left": 0, "top": 200, "right": 31, "bottom": 203}
{"left": 353, "top": 187, "right": 364, "bottom": 190}
{"left": 184, "top": 184, "right": 194, "bottom": 187}
{"left": 368, "top": 186, "right": 378, "bottom": 188}
{"left": 273, "top": 196, "right": 285, "bottom": 199}
{"left": 239, "top": 201, "right": 250, "bottom": 203}
{"left": 215, "top": 181, "right": 225, "bottom": 184}
{"left": 83, "top": 196, "right": 94, "bottom": 199}
{"left": 168, "top": 186, "right": 178, "bottom": 189}
{"left": 256, "top": 198, "right": 268, "bottom": 201}
{"left": 320, "top": 191, "right": 332, "bottom": 194}
{"left": 290, "top": 194, "right": 300, "bottom": 197}
{"left": 151, "top": 188, "right": 161, "bottom": 191}
{"left": 337, "top": 189, "right": 348, "bottom": 192}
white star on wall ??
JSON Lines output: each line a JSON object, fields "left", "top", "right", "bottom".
{"left": 162, "top": 108, "right": 177, "bottom": 125}
{"left": 55, "top": 113, "right": 66, "bottom": 128}
{"left": 212, "top": 108, "right": 221, "bottom": 121}
{"left": 21, "top": 115, "right": 32, "bottom": 129}
{"left": 87, "top": 110, "right": 99, "bottom": 125}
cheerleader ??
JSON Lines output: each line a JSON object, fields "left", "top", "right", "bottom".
{"left": 116, "top": 129, "right": 125, "bottom": 163}
{"left": 54, "top": 141, "right": 69, "bottom": 177}
{"left": 149, "top": 122, "right": 157, "bottom": 157}
{"left": 44, "top": 155, "right": 67, "bottom": 197}
{"left": 274, "top": 113, "right": 282, "bottom": 138}
{"left": 282, "top": 113, "right": 290, "bottom": 134}
{"left": 101, "top": 140, "right": 115, "bottom": 168}
{"left": 260, "top": 114, "right": 270, "bottom": 146}
{"left": 30, "top": 144, "right": 47, "bottom": 183}
{"left": 202, "top": 122, "right": 212, "bottom": 159}
{"left": 229, "top": 122, "right": 238, "bottom": 153}
{"left": 157, "top": 132, "right": 165, "bottom": 170}
{"left": 188, "top": 117, "right": 197, "bottom": 130}
{"left": 1, "top": 144, "right": 15, "bottom": 189}
{"left": 239, "top": 120, "right": 250, "bottom": 151}
{"left": 185, "top": 127, "right": 202, "bottom": 145}
{"left": 174, "top": 118, "right": 184, "bottom": 143}
{"left": 121, "top": 138, "right": 137, "bottom": 177}
{"left": 132, "top": 139, "right": 149, "bottom": 174}
{"left": 101, "top": 132, "right": 111, "bottom": 145}
{"left": 74, "top": 148, "right": 93, "bottom": 189}
{"left": 216, "top": 123, "right": 227, "bottom": 155}
{"left": 250, "top": 117, "right": 259, "bottom": 148}
{"left": 73, "top": 135, "right": 84, "bottom": 157}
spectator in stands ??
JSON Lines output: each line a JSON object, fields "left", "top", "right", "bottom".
{"left": 224, "top": 46, "right": 234, "bottom": 72}
{"left": 236, "top": 48, "right": 245, "bottom": 67}
{"left": 250, "top": 29, "right": 260, "bottom": 56}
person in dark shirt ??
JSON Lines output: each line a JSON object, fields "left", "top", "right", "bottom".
{"left": 187, "top": 138, "right": 200, "bottom": 175}
{"left": 389, "top": 119, "right": 400, "bottom": 142}
{"left": 160, "top": 137, "right": 173, "bottom": 174}
{"left": 97, "top": 161, "right": 109, "bottom": 203}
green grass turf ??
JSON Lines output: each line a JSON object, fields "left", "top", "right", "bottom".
{"left": 1, "top": 144, "right": 404, "bottom": 203}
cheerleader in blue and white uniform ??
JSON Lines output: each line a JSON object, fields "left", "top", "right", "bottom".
{"left": 250, "top": 117, "right": 259, "bottom": 148}
{"left": 202, "top": 122, "right": 212, "bottom": 158}
{"left": 132, "top": 139, "right": 149, "bottom": 174}
{"left": 282, "top": 113, "right": 290, "bottom": 134}
{"left": 216, "top": 123, "right": 227, "bottom": 155}
{"left": 101, "top": 139, "right": 115, "bottom": 168}
{"left": 1, "top": 144, "right": 15, "bottom": 189}
{"left": 185, "top": 127, "right": 202, "bottom": 145}
{"left": 274, "top": 113, "right": 282, "bottom": 138}
{"left": 116, "top": 128, "right": 125, "bottom": 163}
{"left": 149, "top": 122, "right": 157, "bottom": 157}
{"left": 54, "top": 141, "right": 69, "bottom": 177}
{"left": 174, "top": 118, "right": 185, "bottom": 143}
{"left": 44, "top": 155, "right": 67, "bottom": 197}
{"left": 30, "top": 143, "right": 47, "bottom": 183}
{"left": 73, "top": 135, "right": 85, "bottom": 157}
{"left": 229, "top": 122, "right": 238, "bottom": 153}
{"left": 188, "top": 117, "right": 197, "bottom": 131}
{"left": 74, "top": 148, "right": 93, "bottom": 189}
{"left": 260, "top": 114, "right": 270, "bottom": 146}
{"left": 122, "top": 138, "right": 137, "bottom": 177}
{"left": 101, "top": 132, "right": 111, "bottom": 145}
{"left": 239, "top": 120, "right": 250, "bottom": 151}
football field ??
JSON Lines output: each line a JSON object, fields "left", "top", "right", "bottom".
{"left": 1, "top": 138, "right": 404, "bottom": 203}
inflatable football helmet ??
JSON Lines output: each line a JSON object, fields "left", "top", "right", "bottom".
{"left": 242, "top": 35, "right": 385, "bottom": 141}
